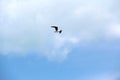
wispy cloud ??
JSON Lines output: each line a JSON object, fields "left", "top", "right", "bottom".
{"left": 90, "top": 73, "right": 120, "bottom": 80}
{"left": 77, "top": 72, "right": 120, "bottom": 80}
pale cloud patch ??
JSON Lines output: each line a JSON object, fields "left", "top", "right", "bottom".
{"left": 0, "top": 0, "right": 81, "bottom": 61}
{"left": 106, "top": 23, "right": 120, "bottom": 38}
{"left": 69, "top": 37, "right": 79, "bottom": 44}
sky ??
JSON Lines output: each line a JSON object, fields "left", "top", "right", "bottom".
{"left": 0, "top": 0, "right": 120, "bottom": 80}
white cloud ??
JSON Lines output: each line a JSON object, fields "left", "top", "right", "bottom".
{"left": 0, "top": 0, "right": 120, "bottom": 61}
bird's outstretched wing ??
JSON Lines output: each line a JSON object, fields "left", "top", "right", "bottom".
{"left": 51, "top": 26, "right": 58, "bottom": 31}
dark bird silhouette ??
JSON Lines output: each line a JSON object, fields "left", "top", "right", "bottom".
{"left": 51, "top": 26, "right": 62, "bottom": 34}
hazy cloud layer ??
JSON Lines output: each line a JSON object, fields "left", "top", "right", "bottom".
{"left": 0, "top": 0, "right": 120, "bottom": 60}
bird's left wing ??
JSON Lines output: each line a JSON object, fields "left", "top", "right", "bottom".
{"left": 51, "top": 26, "right": 58, "bottom": 31}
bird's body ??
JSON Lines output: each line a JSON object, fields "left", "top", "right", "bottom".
{"left": 51, "top": 26, "right": 62, "bottom": 34}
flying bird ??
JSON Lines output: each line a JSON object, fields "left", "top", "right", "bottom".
{"left": 51, "top": 26, "right": 62, "bottom": 34}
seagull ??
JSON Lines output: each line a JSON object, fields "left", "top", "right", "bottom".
{"left": 51, "top": 26, "right": 62, "bottom": 34}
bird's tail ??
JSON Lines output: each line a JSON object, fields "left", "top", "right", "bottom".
{"left": 59, "top": 30, "right": 62, "bottom": 33}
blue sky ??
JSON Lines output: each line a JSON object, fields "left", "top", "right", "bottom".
{"left": 0, "top": 0, "right": 120, "bottom": 80}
